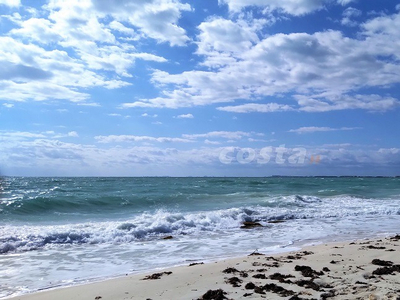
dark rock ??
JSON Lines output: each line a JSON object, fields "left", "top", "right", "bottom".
{"left": 241, "top": 221, "right": 263, "bottom": 229}
{"left": 330, "top": 260, "right": 338, "bottom": 264}
{"left": 268, "top": 220, "right": 286, "bottom": 224}
{"left": 322, "top": 267, "right": 330, "bottom": 272}
{"left": 198, "top": 289, "right": 228, "bottom": 300}
{"left": 245, "top": 282, "right": 256, "bottom": 290}
{"left": 162, "top": 236, "right": 173, "bottom": 240}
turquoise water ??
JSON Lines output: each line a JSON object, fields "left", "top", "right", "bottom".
{"left": 1, "top": 177, "right": 399, "bottom": 297}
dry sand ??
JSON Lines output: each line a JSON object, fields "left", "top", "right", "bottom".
{"left": 7, "top": 235, "right": 400, "bottom": 300}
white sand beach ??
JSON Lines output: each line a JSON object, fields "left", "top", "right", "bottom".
{"left": 7, "top": 235, "right": 400, "bottom": 300}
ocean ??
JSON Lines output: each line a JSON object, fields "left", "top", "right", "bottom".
{"left": 1, "top": 176, "right": 399, "bottom": 298}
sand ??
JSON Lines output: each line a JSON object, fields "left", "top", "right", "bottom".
{"left": 7, "top": 235, "right": 400, "bottom": 300}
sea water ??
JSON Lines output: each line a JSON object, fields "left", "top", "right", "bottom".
{"left": 1, "top": 177, "right": 399, "bottom": 298}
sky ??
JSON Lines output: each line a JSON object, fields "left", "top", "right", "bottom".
{"left": 0, "top": 0, "right": 399, "bottom": 177}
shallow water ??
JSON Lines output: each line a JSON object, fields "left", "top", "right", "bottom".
{"left": 1, "top": 177, "right": 399, "bottom": 298}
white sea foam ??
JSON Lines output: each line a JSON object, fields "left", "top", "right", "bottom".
{"left": 1, "top": 176, "right": 400, "bottom": 298}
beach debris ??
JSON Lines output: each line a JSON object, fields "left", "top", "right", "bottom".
{"left": 222, "top": 267, "right": 239, "bottom": 274}
{"left": 269, "top": 272, "right": 294, "bottom": 283}
{"left": 296, "top": 279, "right": 320, "bottom": 291}
{"left": 95, "top": 297, "right": 102, "bottom": 300}
{"left": 294, "top": 265, "right": 324, "bottom": 278}
{"left": 288, "top": 296, "right": 307, "bottom": 300}
{"left": 226, "top": 276, "right": 242, "bottom": 287}
{"left": 248, "top": 249, "right": 264, "bottom": 256}
{"left": 189, "top": 262, "right": 204, "bottom": 266}
{"left": 389, "top": 234, "right": 400, "bottom": 241}
{"left": 371, "top": 259, "right": 393, "bottom": 266}
{"left": 142, "top": 271, "right": 172, "bottom": 280}
{"left": 240, "top": 221, "right": 263, "bottom": 229}
{"left": 320, "top": 290, "right": 336, "bottom": 299}
{"left": 372, "top": 264, "right": 400, "bottom": 275}
{"left": 263, "top": 283, "right": 295, "bottom": 297}
{"left": 243, "top": 293, "right": 253, "bottom": 297}
{"left": 286, "top": 251, "right": 313, "bottom": 260}
{"left": 359, "top": 245, "right": 386, "bottom": 250}
{"left": 162, "top": 235, "right": 173, "bottom": 240}
{"left": 252, "top": 273, "right": 267, "bottom": 279}
{"left": 198, "top": 289, "right": 229, "bottom": 300}
{"left": 322, "top": 267, "right": 330, "bottom": 272}
{"left": 245, "top": 282, "right": 256, "bottom": 289}
{"left": 253, "top": 286, "right": 265, "bottom": 294}
{"left": 330, "top": 260, "right": 338, "bottom": 264}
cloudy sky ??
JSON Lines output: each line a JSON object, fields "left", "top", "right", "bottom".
{"left": 0, "top": 0, "right": 399, "bottom": 176}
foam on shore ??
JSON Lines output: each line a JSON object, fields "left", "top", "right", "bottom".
{"left": 7, "top": 235, "right": 400, "bottom": 300}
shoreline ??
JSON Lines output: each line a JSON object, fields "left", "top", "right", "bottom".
{"left": 6, "top": 234, "right": 400, "bottom": 300}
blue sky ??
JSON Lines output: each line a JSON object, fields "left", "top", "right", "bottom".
{"left": 0, "top": 0, "right": 399, "bottom": 176}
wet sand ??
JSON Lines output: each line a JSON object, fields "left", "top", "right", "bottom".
{"left": 7, "top": 235, "right": 400, "bottom": 300}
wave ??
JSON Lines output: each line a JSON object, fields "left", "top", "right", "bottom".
{"left": 1, "top": 195, "right": 399, "bottom": 254}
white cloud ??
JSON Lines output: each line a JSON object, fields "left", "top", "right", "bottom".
{"left": 219, "top": 0, "right": 325, "bottom": 15}
{"left": 68, "top": 131, "right": 79, "bottom": 137}
{"left": 91, "top": 0, "right": 192, "bottom": 46}
{"left": 295, "top": 94, "right": 400, "bottom": 112}
{"left": 95, "top": 135, "right": 192, "bottom": 144}
{"left": 217, "top": 103, "right": 294, "bottom": 113}
{"left": 182, "top": 131, "right": 253, "bottom": 140}
{"left": 2, "top": 134, "right": 399, "bottom": 176}
{"left": 0, "top": 35, "right": 130, "bottom": 102}
{"left": 109, "top": 20, "right": 136, "bottom": 36}
{"left": 0, "top": 0, "right": 20, "bottom": 7}
{"left": 341, "top": 7, "right": 361, "bottom": 26}
{"left": 176, "top": 113, "right": 194, "bottom": 119}
{"left": 197, "top": 17, "right": 260, "bottom": 55}
{"left": 204, "top": 139, "right": 221, "bottom": 145}
{"left": 141, "top": 113, "right": 158, "bottom": 117}
{"left": 288, "top": 126, "right": 361, "bottom": 134}
{"left": 337, "top": 0, "right": 356, "bottom": 6}
{"left": 135, "top": 13, "right": 400, "bottom": 112}
{"left": 3, "top": 103, "right": 14, "bottom": 108}
{"left": 0, "top": 131, "right": 46, "bottom": 140}
{"left": 1, "top": 0, "right": 183, "bottom": 104}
